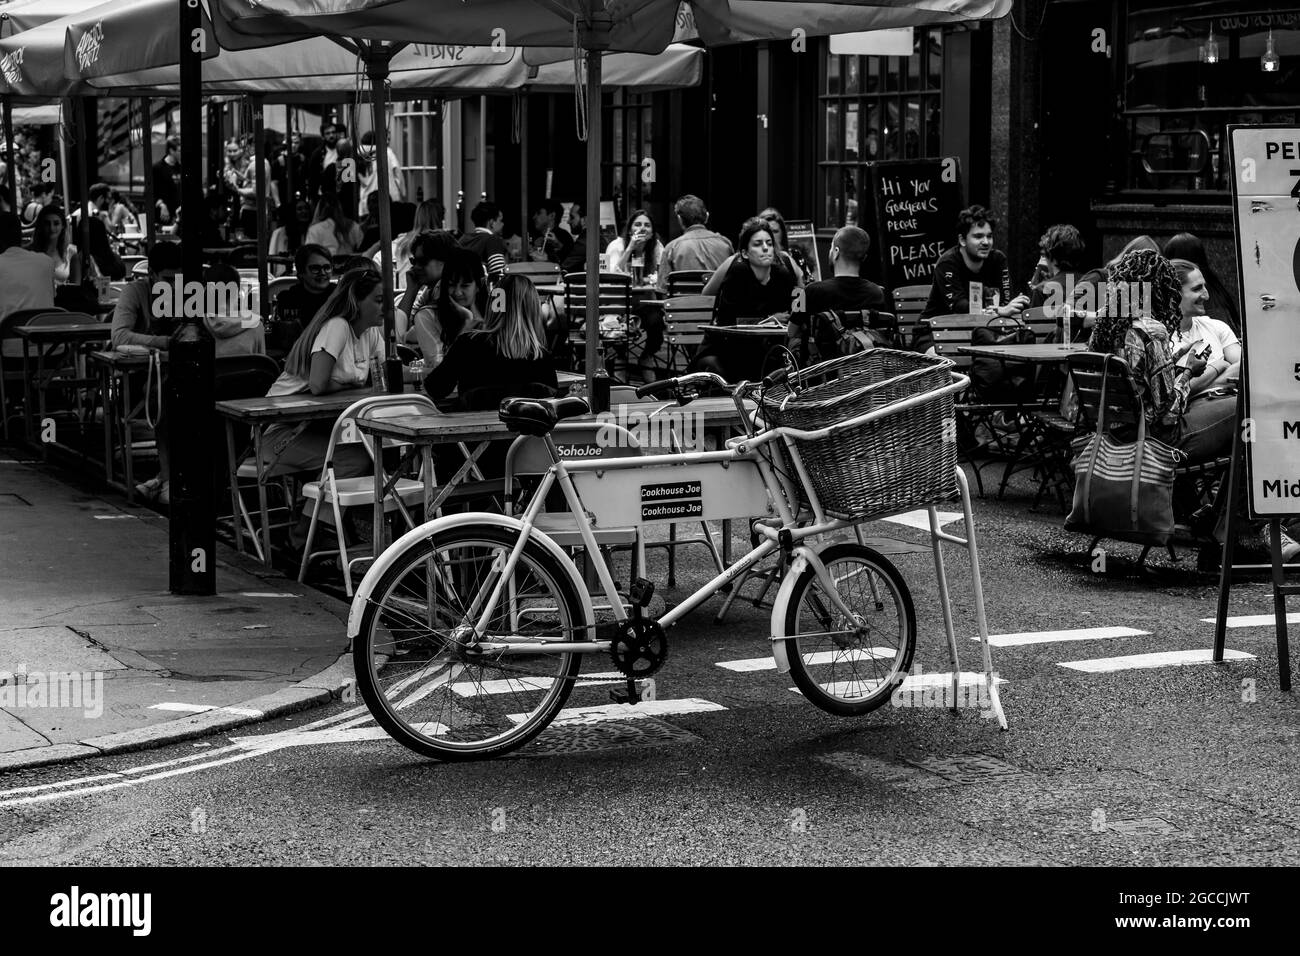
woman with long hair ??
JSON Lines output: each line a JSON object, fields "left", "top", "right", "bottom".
{"left": 757, "top": 206, "right": 805, "bottom": 284}
{"left": 1162, "top": 232, "right": 1240, "bottom": 334}
{"left": 261, "top": 267, "right": 387, "bottom": 480}
{"left": 29, "top": 205, "right": 78, "bottom": 283}
{"left": 423, "top": 274, "right": 557, "bottom": 408}
{"left": 412, "top": 249, "right": 486, "bottom": 366}
{"left": 604, "top": 208, "right": 663, "bottom": 277}
{"left": 305, "top": 193, "right": 364, "bottom": 255}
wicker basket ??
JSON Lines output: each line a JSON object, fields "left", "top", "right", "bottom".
{"left": 759, "top": 348, "right": 960, "bottom": 520}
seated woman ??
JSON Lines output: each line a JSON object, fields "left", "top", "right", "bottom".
{"left": 411, "top": 249, "right": 486, "bottom": 366}
{"left": 1087, "top": 249, "right": 1296, "bottom": 559}
{"left": 691, "top": 217, "right": 797, "bottom": 380}
{"left": 604, "top": 209, "right": 664, "bottom": 278}
{"left": 423, "top": 274, "right": 557, "bottom": 410}
{"left": 29, "top": 205, "right": 78, "bottom": 284}
{"left": 268, "top": 197, "right": 313, "bottom": 276}
{"left": 260, "top": 267, "right": 385, "bottom": 480}
{"left": 1169, "top": 259, "right": 1240, "bottom": 400}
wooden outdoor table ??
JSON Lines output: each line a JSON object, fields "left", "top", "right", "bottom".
{"left": 14, "top": 322, "right": 112, "bottom": 460}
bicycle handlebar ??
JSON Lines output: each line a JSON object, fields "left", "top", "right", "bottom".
{"left": 634, "top": 372, "right": 730, "bottom": 402}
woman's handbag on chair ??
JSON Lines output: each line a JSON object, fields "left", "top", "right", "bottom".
{"left": 1065, "top": 358, "right": 1182, "bottom": 546}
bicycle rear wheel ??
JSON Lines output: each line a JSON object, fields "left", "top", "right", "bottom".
{"left": 354, "top": 524, "right": 587, "bottom": 760}
{"left": 780, "top": 543, "right": 915, "bottom": 716}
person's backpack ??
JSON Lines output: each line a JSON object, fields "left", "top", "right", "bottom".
{"left": 787, "top": 309, "right": 897, "bottom": 365}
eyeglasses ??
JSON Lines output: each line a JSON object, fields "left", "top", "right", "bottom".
{"left": 305, "top": 264, "right": 333, "bottom": 275}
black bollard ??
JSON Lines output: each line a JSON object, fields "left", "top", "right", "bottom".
{"left": 167, "top": 320, "right": 216, "bottom": 594}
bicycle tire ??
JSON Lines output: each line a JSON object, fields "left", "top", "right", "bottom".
{"left": 354, "top": 524, "right": 587, "bottom": 760}
{"left": 780, "top": 542, "right": 916, "bottom": 716}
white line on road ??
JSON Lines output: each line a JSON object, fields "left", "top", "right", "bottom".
{"left": 881, "top": 510, "right": 964, "bottom": 532}
{"left": 1199, "top": 613, "right": 1300, "bottom": 628}
{"left": 790, "top": 671, "right": 1006, "bottom": 697}
{"left": 717, "top": 648, "right": 897, "bottom": 672}
{"left": 1058, "top": 649, "right": 1255, "bottom": 673}
{"left": 977, "top": 626, "right": 1149, "bottom": 648}
{"left": 510, "top": 698, "right": 727, "bottom": 725}
{"left": 240, "top": 592, "right": 301, "bottom": 598}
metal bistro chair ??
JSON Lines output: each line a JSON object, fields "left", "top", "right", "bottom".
{"left": 563, "top": 270, "right": 635, "bottom": 378}
{"left": 1066, "top": 350, "right": 1231, "bottom": 567}
{"left": 0, "top": 307, "right": 72, "bottom": 440}
{"left": 503, "top": 261, "right": 562, "bottom": 286}
{"left": 659, "top": 294, "right": 715, "bottom": 376}
{"left": 891, "top": 283, "right": 931, "bottom": 344}
{"left": 298, "top": 394, "right": 437, "bottom": 596}
{"left": 15, "top": 310, "right": 101, "bottom": 442}
{"left": 666, "top": 270, "right": 712, "bottom": 296}
{"left": 216, "top": 354, "right": 288, "bottom": 561}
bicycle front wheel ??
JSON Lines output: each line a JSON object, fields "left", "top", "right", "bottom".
{"left": 354, "top": 524, "right": 587, "bottom": 760}
{"left": 780, "top": 543, "right": 916, "bottom": 716}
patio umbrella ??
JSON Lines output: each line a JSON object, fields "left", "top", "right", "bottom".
{"left": 213, "top": 0, "right": 1012, "bottom": 389}
{"left": 0, "top": 0, "right": 108, "bottom": 37}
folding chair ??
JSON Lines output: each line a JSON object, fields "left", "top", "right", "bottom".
{"left": 660, "top": 294, "right": 715, "bottom": 376}
{"left": 1, "top": 308, "right": 71, "bottom": 440}
{"left": 298, "top": 394, "right": 436, "bottom": 596}
{"left": 892, "top": 283, "right": 931, "bottom": 345}
{"left": 564, "top": 271, "right": 636, "bottom": 379}
{"left": 503, "top": 261, "right": 562, "bottom": 286}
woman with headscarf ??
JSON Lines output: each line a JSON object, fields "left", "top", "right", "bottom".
{"left": 1088, "top": 248, "right": 1296, "bottom": 560}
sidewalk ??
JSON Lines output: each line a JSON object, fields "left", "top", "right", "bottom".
{"left": 0, "top": 452, "right": 353, "bottom": 770}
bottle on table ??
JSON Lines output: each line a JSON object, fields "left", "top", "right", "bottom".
{"left": 591, "top": 346, "right": 611, "bottom": 414}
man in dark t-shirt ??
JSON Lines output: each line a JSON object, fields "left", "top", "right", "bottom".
{"left": 921, "top": 205, "right": 1029, "bottom": 319}
{"left": 803, "top": 225, "right": 887, "bottom": 314}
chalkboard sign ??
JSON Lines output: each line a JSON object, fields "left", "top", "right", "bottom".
{"left": 858, "top": 157, "right": 964, "bottom": 294}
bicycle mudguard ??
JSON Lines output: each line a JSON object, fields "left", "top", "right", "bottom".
{"left": 346, "top": 512, "right": 596, "bottom": 641}
{"left": 767, "top": 549, "right": 815, "bottom": 675}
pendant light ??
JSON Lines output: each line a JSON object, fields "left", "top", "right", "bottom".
{"left": 1262, "top": 28, "right": 1280, "bottom": 72}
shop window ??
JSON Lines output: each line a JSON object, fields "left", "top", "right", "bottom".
{"left": 818, "top": 26, "right": 944, "bottom": 229}
{"left": 1122, "top": 1, "right": 1300, "bottom": 195}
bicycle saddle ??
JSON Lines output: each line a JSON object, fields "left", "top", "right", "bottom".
{"left": 499, "top": 396, "right": 590, "bottom": 436}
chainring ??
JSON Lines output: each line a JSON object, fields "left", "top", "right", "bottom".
{"left": 609, "top": 619, "right": 668, "bottom": 678}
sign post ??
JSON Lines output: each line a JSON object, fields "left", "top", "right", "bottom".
{"left": 1214, "top": 124, "right": 1300, "bottom": 689}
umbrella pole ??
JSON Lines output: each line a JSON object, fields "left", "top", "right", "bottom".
{"left": 75, "top": 97, "right": 91, "bottom": 278}
{"left": 141, "top": 97, "right": 155, "bottom": 247}
{"left": 252, "top": 95, "right": 268, "bottom": 325}
{"left": 366, "top": 44, "right": 398, "bottom": 361}
{"left": 584, "top": 49, "right": 602, "bottom": 396}
{"left": 169, "top": 0, "right": 215, "bottom": 596}
{"left": 519, "top": 94, "right": 528, "bottom": 264}
{"left": 3, "top": 97, "right": 14, "bottom": 212}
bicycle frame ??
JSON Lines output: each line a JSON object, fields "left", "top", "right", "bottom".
{"left": 463, "top": 373, "right": 971, "bottom": 655}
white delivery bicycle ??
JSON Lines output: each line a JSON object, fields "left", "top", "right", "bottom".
{"left": 347, "top": 351, "right": 1003, "bottom": 761}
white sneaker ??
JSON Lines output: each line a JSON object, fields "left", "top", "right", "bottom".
{"left": 1280, "top": 531, "right": 1300, "bottom": 562}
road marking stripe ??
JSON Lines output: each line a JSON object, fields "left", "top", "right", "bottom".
{"left": 1199, "top": 613, "right": 1300, "bottom": 628}
{"left": 881, "top": 509, "right": 963, "bottom": 532}
{"left": 790, "top": 672, "right": 1007, "bottom": 697}
{"left": 977, "top": 626, "right": 1149, "bottom": 648}
{"left": 510, "top": 697, "right": 726, "bottom": 725}
{"left": 717, "top": 648, "right": 897, "bottom": 672}
{"left": 1058, "top": 649, "right": 1255, "bottom": 673}
{"left": 240, "top": 592, "right": 301, "bottom": 598}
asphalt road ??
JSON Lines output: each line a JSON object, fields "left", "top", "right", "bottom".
{"left": 1, "top": 480, "right": 1298, "bottom": 867}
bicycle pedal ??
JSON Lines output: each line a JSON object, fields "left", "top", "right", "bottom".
{"left": 609, "top": 679, "right": 655, "bottom": 704}
{"left": 629, "top": 577, "right": 654, "bottom": 607}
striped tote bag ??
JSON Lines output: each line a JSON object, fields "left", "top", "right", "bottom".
{"left": 1065, "top": 361, "right": 1183, "bottom": 546}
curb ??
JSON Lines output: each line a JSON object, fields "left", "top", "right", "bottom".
{"left": 0, "top": 470, "right": 358, "bottom": 773}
